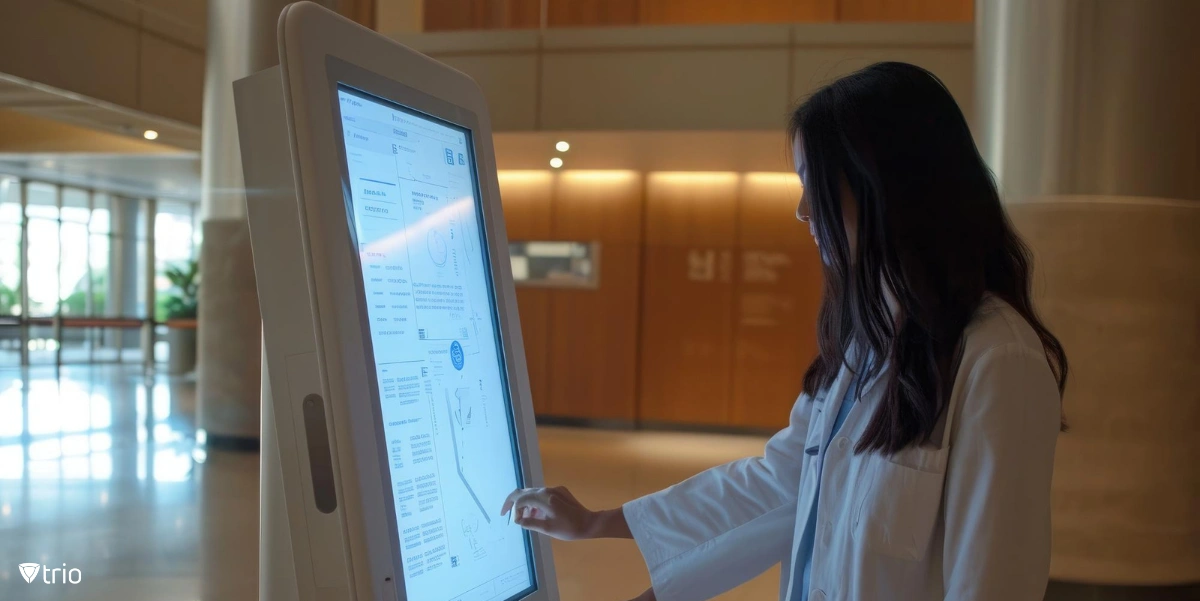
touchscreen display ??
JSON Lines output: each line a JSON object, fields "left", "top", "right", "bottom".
{"left": 336, "top": 85, "right": 535, "bottom": 601}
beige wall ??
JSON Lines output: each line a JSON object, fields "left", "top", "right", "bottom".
{"left": 0, "top": 109, "right": 170, "bottom": 153}
{"left": 392, "top": 22, "right": 974, "bottom": 132}
{"left": 1010, "top": 198, "right": 1200, "bottom": 584}
{"left": 0, "top": 0, "right": 206, "bottom": 126}
{"left": 1, "top": 4, "right": 969, "bottom": 136}
{"left": 378, "top": 0, "right": 424, "bottom": 33}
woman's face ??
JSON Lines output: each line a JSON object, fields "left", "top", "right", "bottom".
{"left": 793, "top": 135, "right": 858, "bottom": 260}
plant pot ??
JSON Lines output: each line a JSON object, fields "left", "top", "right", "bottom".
{"left": 166, "top": 319, "right": 198, "bottom": 375}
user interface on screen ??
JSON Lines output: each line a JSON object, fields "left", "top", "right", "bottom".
{"left": 336, "top": 85, "right": 535, "bottom": 601}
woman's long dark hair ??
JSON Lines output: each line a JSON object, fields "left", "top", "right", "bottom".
{"left": 790, "top": 62, "right": 1067, "bottom": 455}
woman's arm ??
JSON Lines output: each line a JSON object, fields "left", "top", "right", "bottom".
{"left": 619, "top": 393, "right": 813, "bottom": 601}
{"left": 505, "top": 393, "right": 814, "bottom": 601}
{"left": 590, "top": 507, "right": 633, "bottom": 539}
{"left": 942, "top": 344, "right": 1061, "bottom": 600}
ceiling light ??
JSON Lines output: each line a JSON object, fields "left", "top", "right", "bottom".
{"left": 549, "top": 157, "right": 563, "bottom": 169}
{"left": 555, "top": 141, "right": 570, "bottom": 152}
{"left": 143, "top": 130, "right": 159, "bottom": 140}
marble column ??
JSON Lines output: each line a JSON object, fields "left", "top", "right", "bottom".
{"left": 199, "top": 0, "right": 322, "bottom": 448}
{"left": 976, "top": 0, "right": 1200, "bottom": 589}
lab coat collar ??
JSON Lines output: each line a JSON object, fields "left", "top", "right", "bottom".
{"left": 819, "top": 343, "right": 890, "bottom": 444}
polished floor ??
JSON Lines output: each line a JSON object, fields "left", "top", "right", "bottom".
{"left": 0, "top": 366, "right": 1195, "bottom": 601}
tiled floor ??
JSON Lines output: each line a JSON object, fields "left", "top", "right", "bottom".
{"left": 0, "top": 365, "right": 1195, "bottom": 601}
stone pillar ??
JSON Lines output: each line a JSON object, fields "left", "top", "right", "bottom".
{"left": 199, "top": 2, "right": 298, "bottom": 599}
{"left": 197, "top": 0, "right": 363, "bottom": 450}
{"left": 197, "top": 3, "right": 364, "bottom": 599}
{"left": 976, "top": 0, "right": 1200, "bottom": 588}
{"left": 197, "top": 0, "right": 294, "bottom": 447}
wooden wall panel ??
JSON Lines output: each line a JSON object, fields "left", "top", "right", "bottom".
{"left": 423, "top": 0, "right": 971, "bottom": 30}
{"left": 339, "top": 0, "right": 378, "bottom": 29}
{"left": 837, "top": 0, "right": 973, "bottom": 22}
{"left": 423, "top": 0, "right": 475, "bottom": 30}
{"left": 546, "top": 171, "right": 643, "bottom": 421}
{"left": 548, "top": 0, "right": 639, "bottom": 27}
{"left": 515, "top": 289, "right": 552, "bottom": 415}
{"left": 424, "top": 0, "right": 541, "bottom": 31}
{"left": 498, "top": 171, "right": 555, "bottom": 415}
{"left": 638, "top": 173, "right": 739, "bottom": 426}
{"left": 730, "top": 174, "right": 823, "bottom": 429}
{"left": 637, "top": 0, "right": 837, "bottom": 25}
{"left": 377, "top": 0, "right": 424, "bottom": 33}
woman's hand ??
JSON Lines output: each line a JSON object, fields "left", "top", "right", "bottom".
{"left": 500, "top": 486, "right": 631, "bottom": 540}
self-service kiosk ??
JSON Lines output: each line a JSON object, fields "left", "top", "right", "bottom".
{"left": 232, "top": 4, "right": 558, "bottom": 600}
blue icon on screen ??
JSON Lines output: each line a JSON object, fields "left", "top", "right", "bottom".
{"left": 444, "top": 148, "right": 455, "bottom": 165}
{"left": 450, "top": 341, "right": 464, "bottom": 370}
{"left": 457, "top": 152, "right": 466, "bottom": 165}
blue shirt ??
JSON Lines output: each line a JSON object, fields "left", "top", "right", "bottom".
{"left": 791, "top": 375, "right": 860, "bottom": 601}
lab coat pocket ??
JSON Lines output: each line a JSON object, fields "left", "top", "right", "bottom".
{"left": 853, "top": 452, "right": 946, "bottom": 561}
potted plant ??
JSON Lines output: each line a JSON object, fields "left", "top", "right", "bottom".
{"left": 163, "top": 260, "right": 199, "bottom": 374}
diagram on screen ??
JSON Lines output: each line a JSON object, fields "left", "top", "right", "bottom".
{"left": 453, "top": 387, "right": 473, "bottom": 427}
{"left": 392, "top": 150, "right": 419, "bottom": 183}
{"left": 428, "top": 230, "right": 448, "bottom": 266}
{"left": 467, "top": 310, "right": 484, "bottom": 343}
{"left": 461, "top": 517, "right": 489, "bottom": 560}
{"left": 457, "top": 205, "right": 478, "bottom": 267}
{"left": 446, "top": 390, "right": 491, "bottom": 523}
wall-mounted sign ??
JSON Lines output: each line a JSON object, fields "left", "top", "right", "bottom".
{"left": 742, "top": 251, "right": 791, "bottom": 284}
{"left": 510, "top": 241, "right": 600, "bottom": 289}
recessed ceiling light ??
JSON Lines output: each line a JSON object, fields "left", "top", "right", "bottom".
{"left": 550, "top": 157, "right": 564, "bottom": 169}
{"left": 143, "top": 130, "right": 159, "bottom": 140}
{"left": 555, "top": 141, "right": 570, "bottom": 152}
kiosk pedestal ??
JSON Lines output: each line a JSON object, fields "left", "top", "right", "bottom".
{"left": 261, "top": 351, "right": 299, "bottom": 601}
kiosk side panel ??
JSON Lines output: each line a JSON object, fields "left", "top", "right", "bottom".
{"left": 234, "top": 66, "right": 353, "bottom": 601}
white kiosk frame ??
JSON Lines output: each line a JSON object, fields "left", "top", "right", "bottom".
{"left": 233, "top": 3, "right": 557, "bottom": 600}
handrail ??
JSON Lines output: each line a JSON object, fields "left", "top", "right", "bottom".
{"left": 0, "top": 316, "right": 168, "bottom": 328}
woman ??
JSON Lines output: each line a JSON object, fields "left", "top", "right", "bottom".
{"left": 502, "top": 62, "right": 1067, "bottom": 601}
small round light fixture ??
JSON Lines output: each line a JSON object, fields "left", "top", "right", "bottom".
{"left": 550, "top": 157, "right": 564, "bottom": 169}
{"left": 143, "top": 129, "right": 159, "bottom": 140}
{"left": 555, "top": 141, "right": 570, "bottom": 152}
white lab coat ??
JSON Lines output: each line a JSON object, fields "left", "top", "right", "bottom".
{"left": 624, "top": 296, "right": 1061, "bottom": 601}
